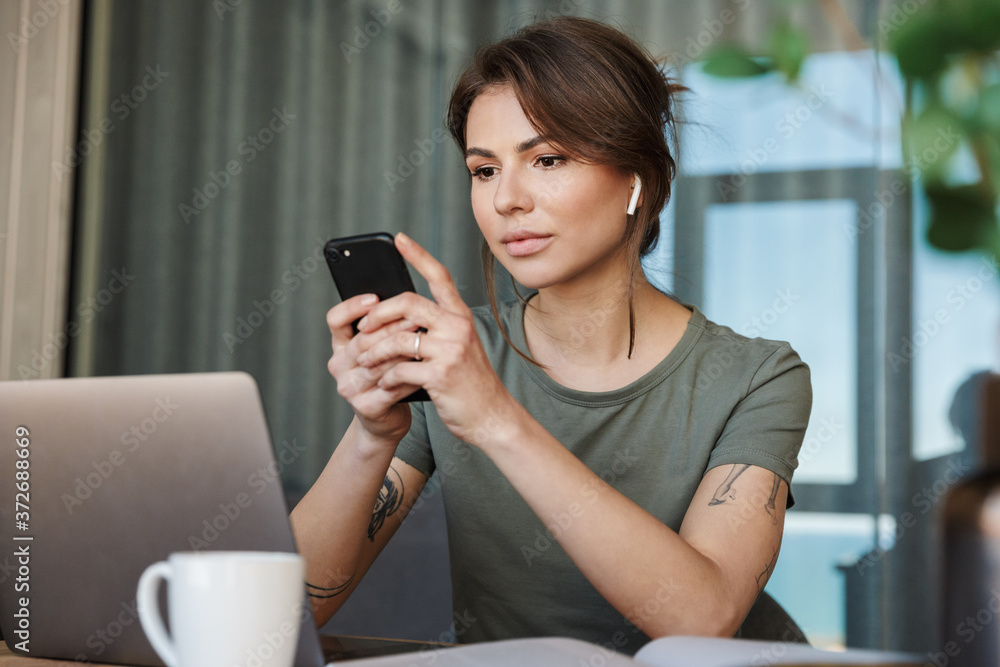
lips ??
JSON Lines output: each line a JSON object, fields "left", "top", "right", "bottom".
{"left": 500, "top": 230, "right": 553, "bottom": 258}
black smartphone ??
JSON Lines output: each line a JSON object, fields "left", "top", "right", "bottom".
{"left": 324, "top": 232, "right": 430, "bottom": 402}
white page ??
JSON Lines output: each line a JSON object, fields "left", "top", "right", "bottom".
{"left": 633, "top": 636, "right": 922, "bottom": 667}
{"left": 329, "top": 636, "right": 640, "bottom": 666}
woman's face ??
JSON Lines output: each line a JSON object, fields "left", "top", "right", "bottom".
{"left": 463, "top": 86, "right": 636, "bottom": 292}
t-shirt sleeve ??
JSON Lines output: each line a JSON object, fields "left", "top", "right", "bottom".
{"left": 393, "top": 400, "right": 436, "bottom": 477}
{"left": 707, "top": 342, "right": 812, "bottom": 508}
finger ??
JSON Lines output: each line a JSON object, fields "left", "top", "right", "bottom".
{"left": 395, "top": 233, "right": 468, "bottom": 314}
{"left": 327, "top": 294, "right": 379, "bottom": 350}
{"left": 352, "top": 318, "right": 417, "bottom": 356}
{"left": 357, "top": 291, "right": 447, "bottom": 335}
{"left": 330, "top": 357, "right": 376, "bottom": 398}
{"left": 375, "top": 381, "right": 424, "bottom": 405}
{"left": 335, "top": 355, "right": 404, "bottom": 401}
{"left": 351, "top": 320, "right": 417, "bottom": 368}
{"left": 331, "top": 321, "right": 417, "bottom": 396}
{"left": 354, "top": 359, "right": 423, "bottom": 411}
{"left": 358, "top": 329, "right": 439, "bottom": 368}
{"left": 350, "top": 381, "right": 416, "bottom": 418}
{"left": 378, "top": 361, "right": 427, "bottom": 395}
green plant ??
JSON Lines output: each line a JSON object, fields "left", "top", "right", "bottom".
{"left": 702, "top": 0, "right": 1000, "bottom": 261}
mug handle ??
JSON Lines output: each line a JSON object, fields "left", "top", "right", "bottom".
{"left": 136, "top": 561, "right": 178, "bottom": 667}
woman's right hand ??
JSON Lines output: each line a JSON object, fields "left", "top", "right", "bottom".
{"left": 326, "top": 293, "right": 421, "bottom": 445}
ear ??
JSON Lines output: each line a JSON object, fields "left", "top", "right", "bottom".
{"left": 626, "top": 173, "right": 642, "bottom": 216}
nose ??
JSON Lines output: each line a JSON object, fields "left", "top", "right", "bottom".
{"left": 492, "top": 167, "right": 533, "bottom": 216}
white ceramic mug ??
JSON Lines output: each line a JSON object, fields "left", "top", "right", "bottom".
{"left": 136, "top": 551, "right": 305, "bottom": 667}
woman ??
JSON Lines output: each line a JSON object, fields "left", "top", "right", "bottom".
{"left": 290, "top": 16, "right": 811, "bottom": 655}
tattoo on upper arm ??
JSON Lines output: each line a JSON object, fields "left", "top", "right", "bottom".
{"left": 709, "top": 466, "right": 784, "bottom": 525}
{"left": 368, "top": 465, "right": 404, "bottom": 541}
{"left": 756, "top": 547, "right": 779, "bottom": 591}
{"left": 765, "top": 473, "right": 780, "bottom": 524}
{"left": 708, "top": 464, "right": 751, "bottom": 506}
{"left": 307, "top": 572, "right": 355, "bottom": 599}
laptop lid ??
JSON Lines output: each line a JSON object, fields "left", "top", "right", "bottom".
{"left": 0, "top": 372, "right": 324, "bottom": 667}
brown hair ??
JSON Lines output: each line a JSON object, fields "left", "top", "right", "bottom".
{"left": 446, "top": 16, "right": 686, "bottom": 363}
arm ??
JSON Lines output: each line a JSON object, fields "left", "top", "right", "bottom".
{"left": 289, "top": 421, "right": 428, "bottom": 625}
{"left": 292, "top": 290, "right": 432, "bottom": 626}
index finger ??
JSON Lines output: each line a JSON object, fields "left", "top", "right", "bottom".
{"left": 327, "top": 293, "right": 378, "bottom": 349}
{"left": 394, "top": 233, "right": 467, "bottom": 314}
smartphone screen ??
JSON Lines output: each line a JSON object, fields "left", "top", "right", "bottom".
{"left": 324, "top": 232, "right": 430, "bottom": 402}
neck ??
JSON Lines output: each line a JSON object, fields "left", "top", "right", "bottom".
{"left": 524, "top": 268, "right": 658, "bottom": 368}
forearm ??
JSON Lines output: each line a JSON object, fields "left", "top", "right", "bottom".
{"left": 480, "top": 402, "right": 740, "bottom": 638}
{"left": 289, "top": 417, "right": 398, "bottom": 621}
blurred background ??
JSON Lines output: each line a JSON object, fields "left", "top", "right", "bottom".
{"left": 2, "top": 0, "right": 997, "bottom": 656}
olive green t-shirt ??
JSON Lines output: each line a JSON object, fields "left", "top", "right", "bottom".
{"left": 394, "top": 297, "right": 812, "bottom": 655}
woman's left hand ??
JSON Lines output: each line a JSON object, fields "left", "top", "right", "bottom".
{"left": 354, "top": 232, "right": 520, "bottom": 448}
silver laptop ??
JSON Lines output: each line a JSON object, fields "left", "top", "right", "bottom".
{"left": 0, "top": 372, "right": 327, "bottom": 666}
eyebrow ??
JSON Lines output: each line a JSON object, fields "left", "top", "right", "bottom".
{"left": 464, "top": 135, "right": 548, "bottom": 160}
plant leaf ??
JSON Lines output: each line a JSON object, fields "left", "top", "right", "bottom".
{"left": 978, "top": 83, "right": 1000, "bottom": 130}
{"left": 890, "top": 6, "right": 951, "bottom": 79}
{"left": 701, "top": 45, "right": 773, "bottom": 78}
{"left": 925, "top": 183, "right": 999, "bottom": 252}
{"left": 903, "top": 104, "right": 966, "bottom": 181}
{"left": 943, "top": 0, "right": 1000, "bottom": 51}
{"left": 768, "top": 22, "right": 810, "bottom": 83}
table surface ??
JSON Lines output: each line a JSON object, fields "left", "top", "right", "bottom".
{"left": 0, "top": 642, "right": 109, "bottom": 666}
{"left": 0, "top": 634, "right": 450, "bottom": 666}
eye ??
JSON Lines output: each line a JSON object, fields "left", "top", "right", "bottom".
{"left": 536, "top": 155, "right": 566, "bottom": 169}
{"left": 470, "top": 166, "right": 497, "bottom": 182}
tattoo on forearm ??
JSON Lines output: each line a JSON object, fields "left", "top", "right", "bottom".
{"left": 756, "top": 547, "right": 779, "bottom": 591}
{"left": 709, "top": 464, "right": 751, "bottom": 505}
{"left": 368, "top": 466, "right": 404, "bottom": 541}
{"left": 306, "top": 573, "right": 355, "bottom": 599}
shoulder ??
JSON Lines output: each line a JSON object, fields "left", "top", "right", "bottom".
{"left": 685, "top": 306, "right": 811, "bottom": 403}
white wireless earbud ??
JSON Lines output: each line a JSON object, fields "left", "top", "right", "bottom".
{"left": 626, "top": 173, "right": 642, "bottom": 216}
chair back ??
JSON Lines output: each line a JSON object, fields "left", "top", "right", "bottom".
{"left": 737, "top": 592, "right": 809, "bottom": 644}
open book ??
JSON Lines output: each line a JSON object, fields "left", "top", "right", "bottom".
{"left": 334, "top": 635, "right": 923, "bottom": 666}
{"left": 634, "top": 636, "right": 922, "bottom": 666}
